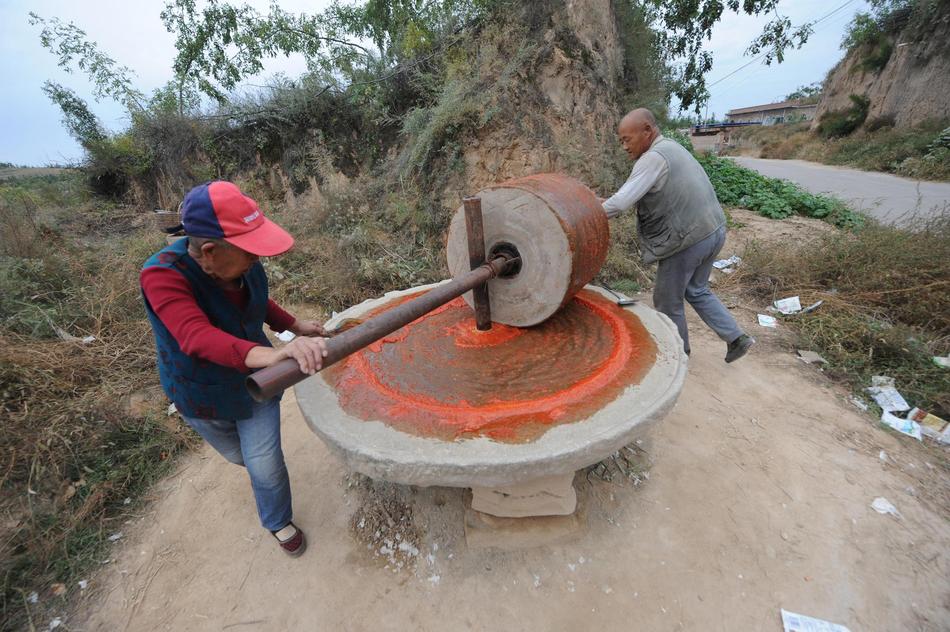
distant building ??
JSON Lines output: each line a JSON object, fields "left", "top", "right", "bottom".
{"left": 725, "top": 100, "right": 818, "bottom": 125}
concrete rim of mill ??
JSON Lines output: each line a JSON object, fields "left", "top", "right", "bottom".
{"left": 294, "top": 284, "right": 688, "bottom": 488}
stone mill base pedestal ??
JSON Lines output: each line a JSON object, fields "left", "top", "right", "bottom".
{"left": 470, "top": 472, "right": 577, "bottom": 517}
{"left": 464, "top": 472, "right": 586, "bottom": 550}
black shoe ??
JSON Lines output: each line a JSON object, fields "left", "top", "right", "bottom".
{"left": 725, "top": 334, "right": 754, "bottom": 363}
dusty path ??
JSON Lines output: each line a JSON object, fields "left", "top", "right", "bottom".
{"left": 731, "top": 157, "right": 950, "bottom": 225}
{"left": 76, "top": 335, "right": 949, "bottom": 629}
{"left": 73, "top": 212, "right": 949, "bottom": 632}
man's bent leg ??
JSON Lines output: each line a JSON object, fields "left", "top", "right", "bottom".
{"left": 235, "top": 398, "right": 293, "bottom": 531}
{"left": 684, "top": 226, "right": 743, "bottom": 343}
{"left": 653, "top": 254, "right": 694, "bottom": 354}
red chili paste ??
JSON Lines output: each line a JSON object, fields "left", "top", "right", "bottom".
{"left": 322, "top": 289, "right": 657, "bottom": 442}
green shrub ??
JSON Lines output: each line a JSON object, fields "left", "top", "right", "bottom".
{"left": 817, "top": 94, "right": 871, "bottom": 139}
{"left": 696, "top": 153, "right": 863, "bottom": 228}
{"left": 84, "top": 133, "right": 151, "bottom": 198}
{"left": 859, "top": 38, "right": 894, "bottom": 72}
{"left": 663, "top": 128, "right": 694, "bottom": 152}
{"left": 864, "top": 114, "right": 896, "bottom": 132}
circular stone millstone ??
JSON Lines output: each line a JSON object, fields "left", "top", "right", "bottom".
{"left": 446, "top": 173, "right": 609, "bottom": 327}
{"left": 294, "top": 285, "right": 687, "bottom": 489}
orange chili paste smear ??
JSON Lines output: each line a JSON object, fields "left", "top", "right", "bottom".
{"left": 322, "top": 289, "right": 658, "bottom": 443}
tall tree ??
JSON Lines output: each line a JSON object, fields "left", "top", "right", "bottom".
{"left": 646, "top": 0, "right": 814, "bottom": 112}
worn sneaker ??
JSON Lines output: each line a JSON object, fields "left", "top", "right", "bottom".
{"left": 725, "top": 334, "right": 754, "bottom": 363}
{"left": 272, "top": 522, "right": 307, "bottom": 557}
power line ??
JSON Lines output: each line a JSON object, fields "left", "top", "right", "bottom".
{"left": 706, "top": 0, "right": 859, "bottom": 89}
{"left": 709, "top": 8, "right": 856, "bottom": 98}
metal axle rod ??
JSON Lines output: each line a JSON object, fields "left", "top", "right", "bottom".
{"left": 246, "top": 254, "right": 519, "bottom": 402}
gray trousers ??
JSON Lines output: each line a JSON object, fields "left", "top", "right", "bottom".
{"left": 653, "top": 225, "right": 743, "bottom": 354}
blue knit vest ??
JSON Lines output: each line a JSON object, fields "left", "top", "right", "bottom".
{"left": 141, "top": 238, "right": 275, "bottom": 420}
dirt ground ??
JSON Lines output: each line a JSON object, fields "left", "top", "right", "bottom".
{"left": 72, "top": 211, "right": 948, "bottom": 631}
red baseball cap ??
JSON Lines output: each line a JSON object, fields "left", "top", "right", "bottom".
{"left": 180, "top": 181, "right": 294, "bottom": 256}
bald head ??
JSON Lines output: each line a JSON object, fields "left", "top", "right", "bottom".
{"left": 617, "top": 108, "right": 660, "bottom": 161}
{"left": 620, "top": 108, "right": 657, "bottom": 130}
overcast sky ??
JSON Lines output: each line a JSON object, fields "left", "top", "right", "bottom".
{"left": 0, "top": 0, "right": 866, "bottom": 166}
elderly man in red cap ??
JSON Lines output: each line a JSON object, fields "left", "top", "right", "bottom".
{"left": 141, "top": 181, "right": 326, "bottom": 557}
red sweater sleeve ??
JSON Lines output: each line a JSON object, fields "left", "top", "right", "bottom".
{"left": 266, "top": 299, "right": 296, "bottom": 333}
{"left": 141, "top": 267, "right": 259, "bottom": 372}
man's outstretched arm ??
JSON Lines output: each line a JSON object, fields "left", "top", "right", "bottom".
{"left": 602, "top": 152, "right": 668, "bottom": 218}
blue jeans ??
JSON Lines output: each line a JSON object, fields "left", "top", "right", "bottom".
{"left": 180, "top": 397, "right": 292, "bottom": 532}
{"left": 653, "top": 225, "right": 743, "bottom": 354}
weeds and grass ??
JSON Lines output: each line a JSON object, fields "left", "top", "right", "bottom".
{"left": 816, "top": 94, "right": 870, "bottom": 139}
{"left": 726, "top": 215, "right": 950, "bottom": 418}
{"left": 696, "top": 153, "right": 863, "bottom": 228}
{"left": 725, "top": 120, "right": 950, "bottom": 181}
{"left": 0, "top": 173, "right": 197, "bottom": 631}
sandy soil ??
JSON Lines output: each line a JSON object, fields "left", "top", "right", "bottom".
{"left": 72, "top": 212, "right": 949, "bottom": 632}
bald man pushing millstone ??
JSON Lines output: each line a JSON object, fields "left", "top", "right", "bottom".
{"left": 601, "top": 108, "right": 753, "bottom": 362}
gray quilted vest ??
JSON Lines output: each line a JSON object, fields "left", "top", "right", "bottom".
{"left": 636, "top": 138, "right": 725, "bottom": 264}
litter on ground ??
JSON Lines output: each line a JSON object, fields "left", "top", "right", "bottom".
{"left": 757, "top": 314, "right": 778, "bottom": 328}
{"left": 781, "top": 608, "right": 851, "bottom": 632}
{"left": 773, "top": 296, "right": 802, "bottom": 314}
{"left": 866, "top": 376, "right": 910, "bottom": 412}
{"left": 909, "top": 408, "right": 950, "bottom": 443}
{"left": 713, "top": 255, "right": 741, "bottom": 271}
{"left": 849, "top": 397, "right": 869, "bottom": 411}
{"left": 880, "top": 411, "right": 922, "bottom": 440}
{"left": 870, "top": 497, "right": 900, "bottom": 517}
{"left": 51, "top": 323, "right": 96, "bottom": 345}
{"left": 796, "top": 350, "right": 827, "bottom": 365}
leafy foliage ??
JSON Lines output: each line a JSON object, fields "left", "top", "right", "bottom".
{"left": 857, "top": 37, "right": 894, "bottom": 73}
{"left": 329, "top": 0, "right": 501, "bottom": 62}
{"left": 696, "top": 153, "right": 863, "bottom": 228}
{"left": 841, "top": 0, "right": 912, "bottom": 50}
{"left": 40, "top": 82, "right": 105, "bottom": 148}
{"left": 647, "top": 0, "right": 813, "bottom": 111}
{"left": 785, "top": 82, "right": 822, "bottom": 104}
{"left": 816, "top": 94, "right": 870, "bottom": 139}
{"left": 837, "top": 0, "right": 950, "bottom": 72}
{"left": 29, "top": 12, "right": 145, "bottom": 114}
{"left": 160, "top": 0, "right": 359, "bottom": 105}
{"left": 159, "top": 0, "right": 502, "bottom": 108}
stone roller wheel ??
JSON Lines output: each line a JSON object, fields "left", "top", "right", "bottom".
{"left": 446, "top": 173, "right": 610, "bottom": 327}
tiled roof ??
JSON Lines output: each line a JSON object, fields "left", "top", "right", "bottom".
{"left": 726, "top": 100, "right": 818, "bottom": 116}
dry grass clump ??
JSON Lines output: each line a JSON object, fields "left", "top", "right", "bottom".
{"left": 600, "top": 211, "right": 654, "bottom": 293}
{"left": 0, "top": 176, "right": 196, "bottom": 630}
{"left": 725, "top": 214, "right": 950, "bottom": 417}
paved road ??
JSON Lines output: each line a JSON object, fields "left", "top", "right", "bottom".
{"left": 731, "top": 157, "right": 950, "bottom": 225}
